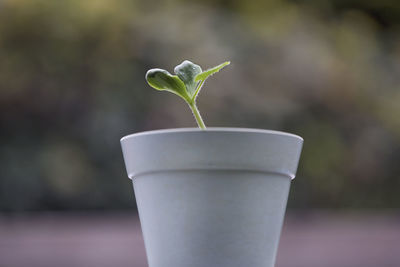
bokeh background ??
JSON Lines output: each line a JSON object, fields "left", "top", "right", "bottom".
{"left": 0, "top": 0, "right": 399, "bottom": 266}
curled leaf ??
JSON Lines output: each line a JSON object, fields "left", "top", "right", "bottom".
{"left": 145, "top": 68, "right": 189, "bottom": 100}
{"left": 174, "top": 60, "right": 202, "bottom": 97}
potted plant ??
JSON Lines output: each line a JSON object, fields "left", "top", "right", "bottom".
{"left": 120, "top": 60, "right": 303, "bottom": 267}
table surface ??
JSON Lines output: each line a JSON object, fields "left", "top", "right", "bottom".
{"left": 0, "top": 211, "right": 399, "bottom": 267}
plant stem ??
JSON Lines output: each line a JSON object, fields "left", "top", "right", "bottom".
{"left": 188, "top": 102, "right": 206, "bottom": 129}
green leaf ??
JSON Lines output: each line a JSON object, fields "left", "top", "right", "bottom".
{"left": 174, "top": 60, "right": 202, "bottom": 97}
{"left": 195, "top": 61, "right": 230, "bottom": 82}
{"left": 144, "top": 60, "right": 231, "bottom": 129}
{"left": 145, "top": 68, "right": 189, "bottom": 100}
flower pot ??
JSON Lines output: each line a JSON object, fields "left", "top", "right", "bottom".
{"left": 121, "top": 128, "right": 303, "bottom": 267}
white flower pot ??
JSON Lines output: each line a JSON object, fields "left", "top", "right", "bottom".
{"left": 121, "top": 128, "right": 303, "bottom": 267}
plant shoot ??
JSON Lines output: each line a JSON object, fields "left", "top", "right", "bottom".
{"left": 145, "top": 60, "right": 230, "bottom": 129}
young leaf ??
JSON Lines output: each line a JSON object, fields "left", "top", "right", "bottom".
{"left": 174, "top": 60, "right": 202, "bottom": 97}
{"left": 195, "top": 61, "right": 230, "bottom": 82}
{"left": 145, "top": 68, "right": 189, "bottom": 100}
{"left": 144, "top": 60, "right": 231, "bottom": 129}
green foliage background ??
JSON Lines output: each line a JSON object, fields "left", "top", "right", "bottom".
{"left": 1, "top": 0, "right": 399, "bottom": 211}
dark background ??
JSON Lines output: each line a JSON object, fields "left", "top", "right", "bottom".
{"left": 0, "top": 0, "right": 399, "bottom": 266}
{"left": 1, "top": 0, "right": 400, "bottom": 212}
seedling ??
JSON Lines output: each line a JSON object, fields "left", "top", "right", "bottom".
{"left": 145, "top": 60, "right": 230, "bottom": 129}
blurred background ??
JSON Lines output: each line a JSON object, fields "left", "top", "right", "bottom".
{"left": 0, "top": 0, "right": 399, "bottom": 266}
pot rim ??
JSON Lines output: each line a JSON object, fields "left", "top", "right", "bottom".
{"left": 121, "top": 127, "right": 303, "bottom": 142}
{"left": 120, "top": 127, "right": 303, "bottom": 180}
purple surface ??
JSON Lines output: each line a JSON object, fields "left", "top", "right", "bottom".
{"left": 0, "top": 211, "right": 399, "bottom": 267}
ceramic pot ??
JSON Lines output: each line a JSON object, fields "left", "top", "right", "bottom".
{"left": 121, "top": 128, "right": 303, "bottom": 267}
